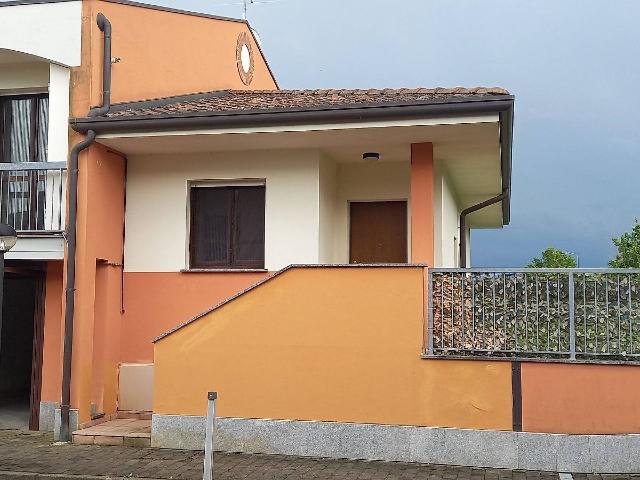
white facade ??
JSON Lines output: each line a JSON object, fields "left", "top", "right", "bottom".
{"left": 100, "top": 116, "right": 505, "bottom": 271}
{"left": 318, "top": 155, "right": 336, "bottom": 264}
{"left": 332, "top": 161, "right": 410, "bottom": 264}
{"left": 122, "top": 151, "right": 421, "bottom": 272}
{"left": 47, "top": 64, "right": 71, "bottom": 164}
{"left": 1, "top": 61, "right": 70, "bottom": 258}
{"left": 5, "top": 236, "right": 65, "bottom": 261}
{"left": 434, "top": 161, "right": 462, "bottom": 268}
{"left": 0, "top": 1, "right": 82, "bottom": 67}
{"left": 124, "top": 150, "right": 323, "bottom": 272}
{"left": 0, "top": 9, "right": 75, "bottom": 260}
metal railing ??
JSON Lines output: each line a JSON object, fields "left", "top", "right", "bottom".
{"left": 0, "top": 161, "right": 67, "bottom": 233}
{"left": 426, "top": 268, "right": 640, "bottom": 361}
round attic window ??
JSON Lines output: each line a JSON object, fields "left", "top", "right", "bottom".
{"left": 240, "top": 44, "right": 251, "bottom": 73}
{"left": 236, "top": 32, "right": 254, "bottom": 85}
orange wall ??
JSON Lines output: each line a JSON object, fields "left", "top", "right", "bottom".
{"left": 40, "top": 261, "right": 64, "bottom": 403}
{"left": 154, "top": 267, "right": 512, "bottom": 430}
{"left": 410, "top": 143, "right": 434, "bottom": 266}
{"left": 70, "top": 0, "right": 277, "bottom": 117}
{"left": 121, "top": 272, "right": 268, "bottom": 363}
{"left": 70, "top": 143, "right": 126, "bottom": 422}
{"left": 90, "top": 263, "right": 122, "bottom": 415}
{"left": 64, "top": 0, "right": 278, "bottom": 421}
{"left": 420, "top": 359, "right": 512, "bottom": 429}
{"left": 521, "top": 362, "right": 640, "bottom": 434}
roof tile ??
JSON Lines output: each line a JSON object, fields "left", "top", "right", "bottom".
{"left": 106, "top": 87, "right": 511, "bottom": 119}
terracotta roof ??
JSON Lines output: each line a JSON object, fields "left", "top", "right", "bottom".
{"left": 107, "top": 87, "right": 511, "bottom": 119}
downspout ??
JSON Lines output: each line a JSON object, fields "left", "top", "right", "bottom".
{"left": 59, "top": 12, "right": 112, "bottom": 442}
{"left": 458, "top": 190, "right": 508, "bottom": 268}
{"left": 88, "top": 13, "right": 112, "bottom": 117}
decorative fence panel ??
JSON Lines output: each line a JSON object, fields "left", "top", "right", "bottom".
{"left": 426, "top": 269, "right": 640, "bottom": 361}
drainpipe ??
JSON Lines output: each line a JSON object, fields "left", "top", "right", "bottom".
{"left": 458, "top": 190, "right": 508, "bottom": 268}
{"left": 59, "top": 12, "right": 112, "bottom": 443}
{"left": 89, "top": 13, "right": 112, "bottom": 118}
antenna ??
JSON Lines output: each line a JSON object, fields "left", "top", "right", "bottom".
{"left": 243, "top": 0, "right": 254, "bottom": 20}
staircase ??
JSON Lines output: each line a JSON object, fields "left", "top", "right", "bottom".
{"left": 72, "top": 411, "right": 151, "bottom": 447}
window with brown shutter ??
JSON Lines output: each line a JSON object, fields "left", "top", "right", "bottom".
{"left": 189, "top": 184, "right": 265, "bottom": 269}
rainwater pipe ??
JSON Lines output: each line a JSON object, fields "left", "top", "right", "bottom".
{"left": 60, "top": 12, "right": 112, "bottom": 442}
{"left": 458, "top": 190, "right": 508, "bottom": 268}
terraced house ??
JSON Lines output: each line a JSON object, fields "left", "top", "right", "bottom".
{"left": 1, "top": 0, "right": 639, "bottom": 473}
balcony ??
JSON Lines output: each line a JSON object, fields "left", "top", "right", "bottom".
{"left": 426, "top": 268, "right": 640, "bottom": 362}
{"left": 0, "top": 161, "right": 66, "bottom": 234}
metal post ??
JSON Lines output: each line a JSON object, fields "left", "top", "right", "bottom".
{"left": 568, "top": 272, "right": 576, "bottom": 360}
{"left": 203, "top": 391, "right": 217, "bottom": 480}
{"left": 427, "top": 271, "right": 434, "bottom": 355}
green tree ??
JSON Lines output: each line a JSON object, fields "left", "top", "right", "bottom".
{"left": 609, "top": 221, "right": 640, "bottom": 268}
{"left": 527, "top": 248, "right": 577, "bottom": 268}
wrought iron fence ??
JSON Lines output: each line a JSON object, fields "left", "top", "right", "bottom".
{"left": 0, "top": 161, "right": 67, "bottom": 232}
{"left": 426, "top": 268, "right": 640, "bottom": 361}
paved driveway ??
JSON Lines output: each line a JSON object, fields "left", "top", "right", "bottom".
{"left": 0, "top": 430, "right": 623, "bottom": 480}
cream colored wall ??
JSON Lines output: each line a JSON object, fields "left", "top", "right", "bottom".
{"left": 123, "top": 154, "right": 457, "bottom": 270}
{"left": 118, "top": 363, "right": 154, "bottom": 412}
{"left": 434, "top": 162, "right": 461, "bottom": 267}
{"left": 465, "top": 226, "right": 472, "bottom": 267}
{"left": 434, "top": 167, "right": 443, "bottom": 266}
{"left": 123, "top": 150, "right": 322, "bottom": 272}
{"left": 333, "top": 161, "right": 411, "bottom": 263}
{"left": 441, "top": 170, "right": 460, "bottom": 267}
{"left": 0, "top": 62, "right": 49, "bottom": 91}
{"left": 48, "top": 64, "right": 70, "bottom": 164}
{"left": 318, "top": 155, "right": 337, "bottom": 263}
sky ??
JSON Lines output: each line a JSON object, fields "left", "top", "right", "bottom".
{"left": 148, "top": 0, "right": 637, "bottom": 268}
{"left": 10, "top": 0, "right": 638, "bottom": 267}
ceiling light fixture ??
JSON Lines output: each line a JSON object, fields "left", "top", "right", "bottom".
{"left": 362, "top": 152, "right": 380, "bottom": 162}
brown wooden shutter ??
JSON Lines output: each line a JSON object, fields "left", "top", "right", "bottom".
{"left": 189, "top": 185, "right": 265, "bottom": 269}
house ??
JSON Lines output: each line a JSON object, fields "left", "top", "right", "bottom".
{"left": 2, "top": 0, "right": 640, "bottom": 473}
{"left": 0, "top": 0, "right": 276, "bottom": 433}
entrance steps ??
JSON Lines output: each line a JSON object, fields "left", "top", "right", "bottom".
{"left": 72, "top": 411, "right": 151, "bottom": 447}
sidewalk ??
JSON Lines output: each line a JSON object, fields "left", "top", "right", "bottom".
{"left": 0, "top": 430, "right": 605, "bottom": 480}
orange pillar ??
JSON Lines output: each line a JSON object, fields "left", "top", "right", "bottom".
{"left": 40, "top": 261, "right": 64, "bottom": 404}
{"left": 68, "top": 144, "right": 126, "bottom": 424}
{"left": 410, "top": 143, "right": 434, "bottom": 266}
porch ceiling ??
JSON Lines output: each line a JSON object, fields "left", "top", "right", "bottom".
{"left": 0, "top": 49, "right": 46, "bottom": 65}
{"left": 98, "top": 115, "right": 503, "bottom": 227}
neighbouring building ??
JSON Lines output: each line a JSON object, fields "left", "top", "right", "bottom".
{"left": 2, "top": 0, "right": 640, "bottom": 473}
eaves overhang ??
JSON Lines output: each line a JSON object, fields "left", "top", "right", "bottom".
{"left": 71, "top": 95, "right": 514, "bottom": 224}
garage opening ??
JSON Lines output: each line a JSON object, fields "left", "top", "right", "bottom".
{"left": 0, "top": 265, "right": 44, "bottom": 430}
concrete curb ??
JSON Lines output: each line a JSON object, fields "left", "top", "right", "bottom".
{"left": 152, "top": 414, "right": 640, "bottom": 473}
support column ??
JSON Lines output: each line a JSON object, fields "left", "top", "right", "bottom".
{"left": 66, "top": 144, "right": 126, "bottom": 428}
{"left": 410, "top": 143, "right": 434, "bottom": 266}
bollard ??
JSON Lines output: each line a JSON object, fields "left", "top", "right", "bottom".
{"left": 203, "top": 391, "right": 217, "bottom": 480}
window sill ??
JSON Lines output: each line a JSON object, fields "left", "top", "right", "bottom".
{"left": 180, "top": 268, "right": 268, "bottom": 273}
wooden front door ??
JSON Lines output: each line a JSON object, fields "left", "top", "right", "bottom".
{"left": 349, "top": 201, "right": 408, "bottom": 264}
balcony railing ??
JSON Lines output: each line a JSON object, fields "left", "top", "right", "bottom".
{"left": 426, "top": 268, "right": 640, "bottom": 362}
{"left": 0, "top": 161, "right": 67, "bottom": 233}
